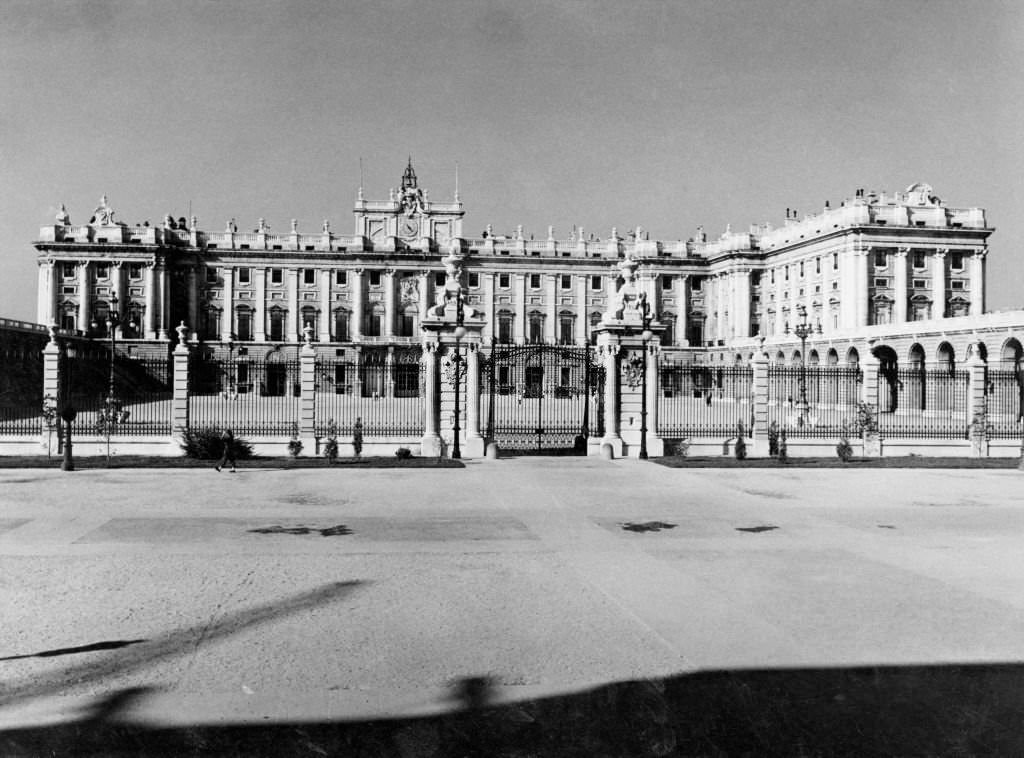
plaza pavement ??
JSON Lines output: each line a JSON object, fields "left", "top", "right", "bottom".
{"left": 1, "top": 458, "right": 1024, "bottom": 732}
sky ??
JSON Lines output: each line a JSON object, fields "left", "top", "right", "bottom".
{"left": 2, "top": 0, "right": 1022, "bottom": 322}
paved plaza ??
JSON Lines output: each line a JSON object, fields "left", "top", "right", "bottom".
{"left": 2, "top": 459, "right": 1024, "bottom": 753}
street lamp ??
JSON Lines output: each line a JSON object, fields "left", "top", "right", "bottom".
{"left": 789, "top": 304, "right": 821, "bottom": 425}
{"left": 452, "top": 291, "right": 466, "bottom": 459}
{"left": 60, "top": 342, "right": 78, "bottom": 471}
{"left": 91, "top": 293, "right": 134, "bottom": 465}
{"left": 639, "top": 298, "right": 653, "bottom": 460}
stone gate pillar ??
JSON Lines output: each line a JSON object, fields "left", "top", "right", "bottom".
{"left": 752, "top": 353, "right": 770, "bottom": 456}
{"left": 172, "top": 322, "right": 191, "bottom": 445}
{"left": 299, "top": 326, "right": 317, "bottom": 452}
{"left": 42, "top": 327, "right": 61, "bottom": 453}
{"left": 967, "top": 346, "right": 988, "bottom": 458}
{"left": 421, "top": 342, "right": 441, "bottom": 457}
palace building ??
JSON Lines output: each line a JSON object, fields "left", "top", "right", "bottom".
{"left": 34, "top": 163, "right": 999, "bottom": 369}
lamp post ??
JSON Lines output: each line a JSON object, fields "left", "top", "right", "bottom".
{"left": 452, "top": 291, "right": 466, "bottom": 459}
{"left": 91, "top": 293, "right": 134, "bottom": 466}
{"left": 789, "top": 305, "right": 820, "bottom": 425}
{"left": 639, "top": 298, "right": 653, "bottom": 460}
{"left": 60, "top": 342, "right": 78, "bottom": 471}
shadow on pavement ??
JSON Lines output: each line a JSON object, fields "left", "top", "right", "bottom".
{"left": 0, "top": 639, "right": 147, "bottom": 662}
{"left": 5, "top": 662, "right": 1024, "bottom": 756}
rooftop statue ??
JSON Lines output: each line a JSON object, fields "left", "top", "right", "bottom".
{"left": 55, "top": 203, "right": 70, "bottom": 225}
{"left": 89, "top": 195, "right": 115, "bottom": 226}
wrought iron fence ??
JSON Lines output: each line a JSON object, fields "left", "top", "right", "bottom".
{"left": 657, "top": 363, "right": 753, "bottom": 436}
{"left": 65, "top": 352, "right": 172, "bottom": 436}
{"left": 875, "top": 367, "right": 969, "bottom": 439}
{"left": 314, "top": 356, "right": 425, "bottom": 437}
{"left": 0, "top": 347, "right": 45, "bottom": 436}
{"left": 987, "top": 368, "right": 1024, "bottom": 440}
{"left": 481, "top": 344, "right": 603, "bottom": 452}
{"left": 188, "top": 354, "right": 301, "bottom": 435}
{"left": 767, "top": 366, "right": 862, "bottom": 438}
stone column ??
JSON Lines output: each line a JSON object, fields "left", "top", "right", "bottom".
{"left": 575, "top": 275, "right": 588, "bottom": 344}
{"left": 677, "top": 275, "right": 689, "bottom": 346}
{"left": 221, "top": 265, "right": 234, "bottom": 341}
{"left": 774, "top": 266, "right": 785, "bottom": 336}
{"left": 514, "top": 273, "right": 526, "bottom": 345}
{"left": 186, "top": 266, "right": 199, "bottom": 337}
{"left": 286, "top": 269, "right": 299, "bottom": 342}
{"left": 320, "top": 269, "right": 332, "bottom": 342}
{"left": 751, "top": 353, "right": 770, "bottom": 456}
{"left": 545, "top": 274, "right": 558, "bottom": 343}
{"left": 420, "top": 342, "right": 441, "bottom": 456}
{"left": 78, "top": 262, "right": 91, "bottom": 335}
{"left": 254, "top": 268, "right": 267, "bottom": 341}
{"left": 157, "top": 259, "right": 170, "bottom": 340}
{"left": 418, "top": 270, "right": 431, "bottom": 331}
{"left": 465, "top": 344, "right": 484, "bottom": 455}
{"left": 855, "top": 248, "right": 869, "bottom": 328}
{"left": 483, "top": 272, "right": 495, "bottom": 342}
{"left": 893, "top": 248, "right": 909, "bottom": 324}
{"left": 600, "top": 341, "right": 621, "bottom": 455}
{"left": 970, "top": 249, "right": 986, "bottom": 316}
{"left": 39, "top": 261, "right": 58, "bottom": 327}
{"left": 384, "top": 268, "right": 397, "bottom": 338}
{"left": 144, "top": 262, "right": 157, "bottom": 338}
{"left": 299, "top": 340, "right": 317, "bottom": 450}
{"left": 172, "top": 333, "right": 190, "bottom": 443}
{"left": 932, "top": 249, "right": 947, "bottom": 319}
{"left": 351, "top": 268, "right": 364, "bottom": 341}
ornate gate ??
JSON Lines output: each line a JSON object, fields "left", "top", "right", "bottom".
{"left": 482, "top": 343, "right": 604, "bottom": 453}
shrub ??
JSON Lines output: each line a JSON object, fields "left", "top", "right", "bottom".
{"left": 323, "top": 420, "right": 339, "bottom": 463}
{"left": 395, "top": 446, "right": 412, "bottom": 459}
{"left": 668, "top": 439, "right": 690, "bottom": 457}
{"left": 180, "top": 427, "right": 253, "bottom": 460}
{"left": 287, "top": 423, "right": 303, "bottom": 458}
{"left": 734, "top": 422, "right": 747, "bottom": 461}
{"left": 836, "top": 434, "right": 853, "bottom": 463}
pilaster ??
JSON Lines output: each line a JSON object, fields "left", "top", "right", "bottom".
{"left": 932, "top": 249, "right": 947, "bottom": 319}
{"left": 319, "top": 269, "right": 332, "bottom": 342}
{"left": 254, "top": 268, "right": 267, "bottom": 341}
{"left": 286, "top": 268, "right": 299, "bottom": 342}
{"left": 145, "top": 262, "right": 157, "bottom": 339}
{"left": 351, "top": 268, "right": 364, "bottom": 341}
{"left": 78, "top": 262, "right": 91, "bottom": 337}
{"left": 893, "top": 248, "right": 909, "bottom": 324}
{"left": 221, "top": 265, "right": 234, "bottom": 341}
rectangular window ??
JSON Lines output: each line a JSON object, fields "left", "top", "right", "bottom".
{"left": 750, "top": 272, "right": 760, "bottom": 287}
{"left": 369, "top": 271, "right": 381, "bottom": 287}
{"left": 815, "top": 257, "right": 821, "bottom": 274}
{"left": 435, "top": 272, "right": 445, "bottom": 287}
{"left": 96, "top": 263, "right": 109, "bottom": 279}
{"left": 205, "top": 268, "right": 218, "bottom": 284}
{"left": 661, "top": 276, "right": 672, "bottom": 290}
{"left": 336, "top": 270, "right": 346, "bottom": 285}
{"left": 530, "top": 273, "right": 541, "bottom": 289}
{"left": 785, "top": 265, "right": 789, "bottom": 282}
{"left": 303, "top": 269, "right": 315, "bottom": 285}
{"left": 499, "top": 273, "right": 510, "bottom": 289}
{"left": 875, "top": 278, "right": 889, "bottom": 287}
{"left": 951, "top": 252, "right": 964, "bottom": 270}
{"left": 951, "top": 280, "right": 965, "bottom": 290}
{"left": 692, "top": 277, "right": 702, "bottom": 291}
{"left": 469, "top": 273, "right": 480, "bottom": 288}
{"left": 498, "top": 316, "right": 512, "bottom": 344}
{"left": 560, "top": 366, "right": 572, "bottom": 386}
{"left": 799, "top": 261, "right": 804, "bottom": 277}
{"left": 591, "top": 275, "right": 602, "bottom": 290}
{"left": 128, "top": 263, "right": 142, "bottom": 280}
{"left": 913, "top": 279, "right": 926, "bottom": 288}
{"left": 559, "top": 317, "right": 574, "bottom": 344}
{"left": 832, "top": 252, "right": 839, "bottom": 270}
{"left": 875, "top": 251, "right": 886, "bottom": 268}
{"left": 560, "top": 274, "right": 572, "bottom": 290}
{"left": 238, "top": 268, "right": 251, "bottom": 285}
{"left": 271, "top": 268, "right": 283, "bottom": 284}
{"left": 770, "top": 269, "right": 775, "bottom": 284}
{"left": 913, "top": 252, "right": 925, "bottom": 269}
{"left": 62, "top": 263, "right": 76, "bottom": 279}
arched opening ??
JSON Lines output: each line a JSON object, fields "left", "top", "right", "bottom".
{"left": 846, "top": 347, "right": 860, "bottom": 368}
{"left": 808, "top": 350, "right": 820, "bottom": 366}
{"left": 905, "top": 344, "right": 926, "bottom": 411}
{"left": 936, "top": 342, "right": 956, "bottom": 373}
{"left": 775, "top": 350, "right": 786, "bottom": 365}
{"left": 1001, "top": 338, "right": 1023, "bottom": 367}
{"left": 873, "top": 345, "right": 899, "bottom": 413}
{"left": 826, "top": 348, "right": 839, "bottom": 366}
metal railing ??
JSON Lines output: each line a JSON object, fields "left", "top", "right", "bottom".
{"left": 766, "top": 366, "right": 862, "bottom": 438}
{"left": 987, "top": 368, "right": 1024, "bottom": 440}
{"left": 64, "top": 353, "right": 172, "bottom": 436}
{"left": 314, "top": 359, "right": 425, "bottom": 437}
{"left": 657, "top": 364, "right": 753, "bottom": 436}
{"left": 876, "top": 367, "right": 969, "bottom": 439}
{"left": 188, "top": 355, "right": 301, "bottom": 436}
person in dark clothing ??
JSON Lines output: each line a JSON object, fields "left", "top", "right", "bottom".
{"left": 215, "top": 428, "right": 237, "bottom": 473}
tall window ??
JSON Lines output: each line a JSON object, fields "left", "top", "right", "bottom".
{"left": 498, "top": 314, "right": 513, "bottom": 344}
{"left": 204, "top": 307, "right": 221, "bottom": 340}
{"left": 236, "top": 308, "right": 252, "bottom": 341}
{"left": 301, "top": 307, "right": 318, "bottom": 340}
{"left": 268, "top": 308, "right": 285, "bottom": 341}
{"left": 238, "top": 268, "right": 251, "bottom": 285}
{"left": 96, "top": 263, "right": 109, "bottom": 279}
{"left": 530, "top": 273, "right": 541, "bottom": 289}
{"left": 559, "top": 315, "right": 574, "bottom": 345}
{"left": 528, "top": 313, "right": 544, "bottom": 343}
{"left": 832, "top": 252, "right": 839, "bottom": 270}
{"left": 874, "top": 250, "right": 886, "bottom": 268}
{"left": 62, "top": 262, "right": 76, "bottom": 279}
{"left": 469, "top": 272, "right": 480, "bottom": 288}
{"left": 334, "top": 310, "right": 350, "bottom": 341}
{"left": 399, "top": 308, "right": 416, "bottom": 337}
{"left": 913, "top": 252, "right": 926, "bottom": 269}
{"left": 369, "top": 271, "right": 382, "bottom": 286}
{"left": 591, "top": 275, "right": 602, "bottom": 290}
{"left": 950, "top": 251, "right": 964, "bottom": 270}
{"left": 303, "top": 268, "right": 316, "bottom": 285}
{"left": 335, "top": 270, "right": 347, "bottom": 285}
{"left": 560, "top": 274, "right": 572, "bottom": 290}
{"left": 271, "top": 268, "right": 283, "bottom": 284}
{"left": 364, "top": 306, "right": 382, "bottom": 337}
{"left": 499, "top": 273, "right": 511, "bottom": 289}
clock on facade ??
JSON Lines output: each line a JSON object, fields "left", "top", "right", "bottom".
{"left": 400, "top": 218, "right": 419, "bottom": 239}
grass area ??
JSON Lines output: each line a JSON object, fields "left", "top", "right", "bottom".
{"left": 655, "top": 455, "right": 1022, "bottom": 468}
{"left": 0, "top": 455, "right": 465, "bottom": 469}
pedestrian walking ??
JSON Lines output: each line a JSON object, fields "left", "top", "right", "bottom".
{"left": 215, "top": 428, "right": 237, "bottom": 473}
{"left": 353, "top": 417, "right": 363, "bottom": 458}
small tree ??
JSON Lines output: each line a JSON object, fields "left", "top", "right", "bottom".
{"left": 352, "top": 417, "right": 364, "bottom": 458}
{"left": 287, "top": 423, "right": 303, "bottom": 458}
{"left": 322, "top": 419, "right": 339, "bottom": 464}
{"left": 734, "top": 421, "right": 747, "bottom": 461}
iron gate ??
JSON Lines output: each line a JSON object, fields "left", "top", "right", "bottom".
{"left": 482, "top": 343, "right": 604, "bottom": 453}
